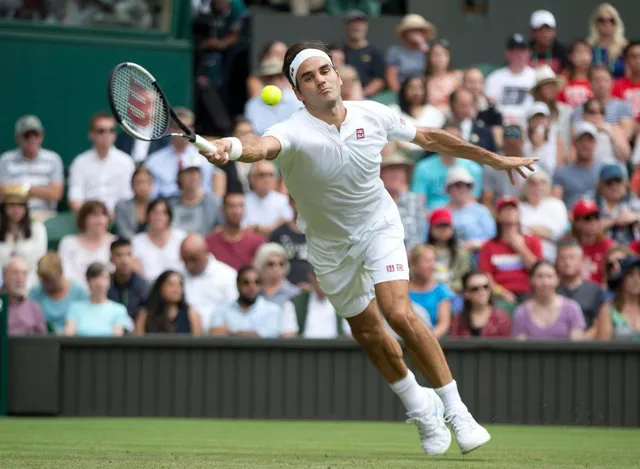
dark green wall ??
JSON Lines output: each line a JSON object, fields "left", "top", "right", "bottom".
{"left": 0, "top": 24, "right": 193, "bottom": 166}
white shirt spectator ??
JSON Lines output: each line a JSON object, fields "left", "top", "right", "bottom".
{"left": 132, "top": 229, "right": 187, "bottom": 282}
{"left": 181, "top": 254, "right": 238, "bottom": 331}
{"left": 58, "top": 234, "right": 114, "bottom": 289}
{"left": 0, "top": 221, "right": 47, "bottom": 288}
{"left": 243, "top": 191, "right": 293, "bottom": 228}
{"left": 519, "top": 198, "right": 569, "bottom": 261}
{"left": 388, "top": 103, "right": 445, "bottom": 151}
{"left": 485, "top": 66, "right": 536, "bottom": 125}
{"left": 68, "top": 147, "right": 135, "bottom": 212}
{"left": 303, "top": 291, "right": 351, "bottom": 338}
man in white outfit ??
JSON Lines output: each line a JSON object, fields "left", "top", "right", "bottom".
{"left": 200, "top": 40, "right": 537, "bottom": 456}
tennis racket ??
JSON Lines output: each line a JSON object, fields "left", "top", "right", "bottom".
{"left": 107, "top": 62, "right": 217, "bottom": 153}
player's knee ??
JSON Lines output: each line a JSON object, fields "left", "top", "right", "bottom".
{"left": 351, "top": 325, "right": 385, "bottom": 348}
{"left": 385, "top": 310, "right": 412, "bottom": 335}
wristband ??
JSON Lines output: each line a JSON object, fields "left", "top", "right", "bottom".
{"left": 222, "top": 137, "right": 243, "bottom": 161}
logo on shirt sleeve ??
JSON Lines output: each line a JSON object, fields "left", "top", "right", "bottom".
{"left": 400, "top": 118, "right": 406, "bottom": 127}
{"left": 356, "top": 128, "right": 365, "bottom": 139}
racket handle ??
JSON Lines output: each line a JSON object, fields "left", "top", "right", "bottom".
{"left": 192, "top": 134, "right": 218, "bottom": 153}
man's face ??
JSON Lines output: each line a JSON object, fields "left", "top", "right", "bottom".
{"left": 462, "top": 69, "right": 484, "bottom": 96}
{"left": 250, "top": 162, "right": 277, "bottom": 196}
{"left": 346, "top": 18, "right": 368, "bottom": 42}
{"left": 178, "top": 168, "right": 202, "bottom": 192}
{"left": 4, "top": 263, "right": 27, "bottom": 297}
{"left": 380, "top": 166, "right": 407, "bottom": 192}
{"left": 625, "top": 45, "right": 640, "bottom": 75}
{"left": 17, "top": 130, "right": 43, "bottom": 155}
{"left": 294, "top": 57, "right": 342, "bottom": 110}
{"left": 591, "top": 69, "right": 612, "bottom": 99}
{"left": 575, "top": 135, "right": 596, "bottom": 160}
{"left": 90, "top": 117, "right": 116, "bottom": 148}
{"left": 111, "top": 245, "right": 133, "bottom": 274}
{"left": 556, "top": 246, "right": 583, "bottom": 278}
{"left": 238, "top": 269, "right": 260, "bottom": 300}
{"left": 181, "top": 248, "right": 207, "bottom": 276}
{"left": 452, "top": 90, "right": 475, "bottom": 120}
{"left": 506, "top": 47, "right": 531, "bottom": 68}
{"left": 224, "top": 194, "right": 244, "bottom": 227}
{"left": 532, "top": 25, "right": 556, "bottom": 48}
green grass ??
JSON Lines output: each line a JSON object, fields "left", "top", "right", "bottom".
{"left": 0, "top": 418, "right": 639, "bottom": 468}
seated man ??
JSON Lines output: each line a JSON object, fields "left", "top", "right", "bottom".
{"left": 2, "top": 257, "right": 47, "bottom": 336}
{"left": 107, "top": 238, "right": 150, "bottom": 319}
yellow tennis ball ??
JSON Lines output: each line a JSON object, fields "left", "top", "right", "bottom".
{"left": 261, "top": 85, "right": 282, "bottom": 106}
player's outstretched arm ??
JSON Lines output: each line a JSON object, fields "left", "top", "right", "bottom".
{"left": 412, "top": 127, "right": 539, "bottom": 185}
{"left": 199, "top": 135, "right": 282, "bottom": 166}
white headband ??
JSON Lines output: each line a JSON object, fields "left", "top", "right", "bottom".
{"left": 289, "top": 49, "right": 333, "bottom": 87}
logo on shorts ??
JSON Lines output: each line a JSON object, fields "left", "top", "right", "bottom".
{"left": 356, "top": 128, "right": 365, "bottom": 139}
{"left": 386, "top": 264, "right": 395, "bottom": 273}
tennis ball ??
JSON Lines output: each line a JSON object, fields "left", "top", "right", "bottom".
{"left": 261, "top": 85, "right": 282, "bottom": 106}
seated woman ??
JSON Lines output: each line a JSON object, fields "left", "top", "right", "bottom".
{"left": 135, "top": 270, "right": 202, "bottom": 335}
{"left": 512, "top": 260, "right": 586, "bottom": 340}
{"left": 450, "top": 271, "right": 511, "bottom": 338}
{"left": 424, "top": 39, "right": 462, "bottom": 113}
{"left": 114, "top": 167, "right": 153, "bottom": 240}
{"left": 29, "top": 252, "right": 88, "bottom": 333}
{"left": 523, "top": 102, "right": 565, "bottom": 175}
{"left": 602, "top": 256, "right": 640, "bottom": 339}
{"left": 64, "top": 262, "right": 133, "bottom": 337}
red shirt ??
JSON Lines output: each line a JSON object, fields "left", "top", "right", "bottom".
{"left": 478, "top": 235, "right": 543, "bottom": 294}
{"left": 206, "top": 230, "right": 265, "bottom": 271}
{"left": 630, "top": 240, "right": 640, "bottom": 255}
{"left": 580, "top": 237, "right": 615, "bottom": 285}
{"left": 557, "top": 78, "right": 593, "bottom": 108}
{"left": 450, "top": 308, "right": 512, "bottom": 338}
{"left": 612, "top": 77, "right": 640, "bottom": 120}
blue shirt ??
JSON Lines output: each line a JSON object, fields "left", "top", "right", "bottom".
{"left": 29, "top": 281, "right": 89, "bottom": 333}
{"left": 410, "top": 284, "right": 454, "bottom": 326}
{"left": 245, "top": 91, "right": 301, "bottom": 136}
{"left": 145, "top": 144, "right": 215, "bottom": 199}
{"left": 411, "top": 156, "right": 483, "bottom": 211}
{"left": 552, "top": 163, "right": 600, "bottom": 211}
{"left": 450, "top": 202, "right": 496, "bottom": 242}
{"left": 212, "top": 296, "right": 282, "bottom": 338}
{"left": 67, "top": 300, "right": 133, "bottom": 337}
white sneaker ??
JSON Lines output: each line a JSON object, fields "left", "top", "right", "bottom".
{"left": 444, "top": 407, "right": 491, "bottom": 454}
{"left": 406, "top": 388, "right": 451, "bottom": 456}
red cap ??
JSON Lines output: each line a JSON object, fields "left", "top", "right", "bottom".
{"left": 429, "top": 208, "right": 453, "bottom": 225}
{"left": 572, "top": 199, "right": 599, "bottom": 219}
{"left": 496, "top": 196, "right": 519, "bottom": 211}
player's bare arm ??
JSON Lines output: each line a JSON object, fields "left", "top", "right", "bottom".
{"left": 412, "top": 127, "right": 538, "bottom": 184}
{"left": 199, "top": 135, "right": 282, "bottom": 166}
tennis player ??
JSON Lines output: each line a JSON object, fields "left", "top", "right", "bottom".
{"left": 200, "top": 41, "right": 537, "bottom": 456}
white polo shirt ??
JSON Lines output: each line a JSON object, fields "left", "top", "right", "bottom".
{"left": 264, "top": 100, "right": 417, "bottom": 246}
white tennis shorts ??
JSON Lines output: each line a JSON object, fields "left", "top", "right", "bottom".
{"left": 309, "top": 216, "right": 409, "bottom": 319}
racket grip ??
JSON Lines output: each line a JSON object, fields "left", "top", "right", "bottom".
{"left": 192, "top": 134, "right": 218, "bottom": 153}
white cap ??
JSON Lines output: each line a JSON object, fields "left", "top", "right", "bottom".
{"left": 533, "top": 64, "right": 558, "bottom": 87}
{"left": 179, "top": 153, "right": 203, "bottom": 171}
{"left": 527, "top": 101, "right": 551, "bottom": 119}
{"left": 573, "top": 121, "right": 598, "bottom": 140}
{"left": 446, "top": 167, "right": 474, "bottom": 187}
{"left": 530, "top": 10, "right": 556, "bottom": 29}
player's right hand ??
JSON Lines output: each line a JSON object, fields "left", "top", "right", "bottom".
{"left": 199, "top": 139, "right": 231, "bottom": 166}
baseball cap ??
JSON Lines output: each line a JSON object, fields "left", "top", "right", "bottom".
{"left": 573, "top": 121, "right": 598, "bottom": 140}
{"left": 496, "top": 195, "right": 519, "bottom": 211}
{"left": 179, "top": 153, "right": 203, "bottom": 172}
{"left": 572, "top": 199, "right": 599, "bottom": 219}
{"left": 599, "top": 164, "right": 624, "bottom": 181}
{"left": 346, "top": 10, "right": 367, "bottom": 22}
{"left": 530, "top": 10, "right": 556, "bottom": 29}
{"left": 259, "top": 59, "right": 284, "bottom": 77}
{"left": 445, "top": 167, "right": 474, "bottom": 188}
{"left": 506, "top": 33, "right": 528, "bottom": 50}
{"left": 526, "top": 101, "right": 551, "bottom": 120}
{"left": 608, "top": 256, "right": 640, "bottom": 291}
{"left": 15, "top": 115, "right": 43, "bottom": 135}
{"left": 429, "top": 208, "right": 453, "bottom": 226}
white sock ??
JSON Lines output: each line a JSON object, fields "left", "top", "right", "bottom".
{"left": 434, "top": 380, "right": 466, "bottom": 413}
{"left": 390, "top": 370, "right": 425, "bottom": 414}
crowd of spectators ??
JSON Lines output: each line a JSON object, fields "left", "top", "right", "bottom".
{"left": 1, "top": 2, "right": 640, "bottom": 341}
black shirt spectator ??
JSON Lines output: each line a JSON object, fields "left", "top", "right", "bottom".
{"left": 343, "top": 10, "right": 385, "bottom": 97}
{"left": 108, "top": 272, "right": 150, "bottom": 320}
{"left": 529, "top": 10, "right": 568, "bottom": 74}
{"left": 269, "top": 223, "right": 311, "bottom": 288}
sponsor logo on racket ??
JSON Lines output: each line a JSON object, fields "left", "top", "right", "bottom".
{"left": 127, "top": 76, "right": 152, "bottom": 127}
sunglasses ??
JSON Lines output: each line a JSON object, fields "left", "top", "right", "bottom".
{"left": 22, "top": 130, "right": 41, "bottom": 139}
{"left": 433, "top": 223, "right": 451, "bottom": 228}
{"left": 604, "top": 178, "right": 623, "bottom": 186}
{"left": 256, "top": 172, "right": 275, "bottom": 178}
{"left": 503, "top": 128, "right": 522, "bottom": 139}
{"left": 240, "top": 278, "right": 261, "bottom": 286}
{"left": 466, "top": 283, "right": 490, "bottom": 293}
{"left": 597, "top": 17, "right": 616, "bottom": 25}
{"left": 93, "top": 127, "right": 116, "bottom": 134}
{"left": 266, "top": 260, "right": 285, "bottom": 268}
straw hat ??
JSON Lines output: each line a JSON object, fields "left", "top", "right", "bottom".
{"left": 530, "top": 65, "right": 562, "bottom": 95}
{"left": 2, "top": 184, "right": 29, "bottom": 204}
{"left": 381, "top": 152, "right": 414, "bottom": 168}
{"left": 396, "top": 14, "right": 436, "bottom": 40}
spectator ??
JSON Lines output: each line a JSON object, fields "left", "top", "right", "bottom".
{"left": 485, "top": 34, "right": 536, "bottom": 125}
{"left": 135, "top": 270, "right": 202, "bottom": 335}
{"left": 528, "top": 10, "right": 568, "bottom": 74}
{"left": 132, "top": 199, "right": 187, "bottom": 282}
{"left": 612, "top": 41, "right": 640, "bottom": 121}
{"left": 450, "top": 271, "right": 512, "bottom": 338}
{"left": 444, "top": 167, "right": 496, "bottom": 254}
{"left": 587, "top": 3, "right": 627, "bottom": 79}
{"left": 338, "top": 65, "right": 364, "bottom": 101}
{"left": 246, "top": 40, "right": 287, "bottom": 98}
{"left": 244, "top": 58, "right": 300, "bottom": 136}
{"left": 385, "top": 14, "right": 435, "bottom": 91}
{"left": 479, "top": 196, "right": 543, "bottom": 303}
{"left": 603, "top": 255, "right": 640, "bottom": 339}
{"left": 425, "top": 39, "right": 462, "bottom": 113}
{"left": 462, "top": 68, "right": 504, "bottom": 149}
{"left": 580, "top": 99, "right": 631, "bottom": 173}
{"left": 210, "top": 265, "right": 284, "bottom": 338}
{"left": 519, "top": 170, "right": 569, "bottom": 261}
{"left": 426, "top": 208, "right": 471, "bottom": 292}
{"left": 556, "top": 240, "right": 607, "bottom": 339}
{"left": 145, "top": 107, "right": 220, "bottom": 199}
{"left": 570, "top": 199, "right": 615, "bottom": 285}
{"left": 552, "top": 122, "right": 600, "bottom": 210}
{"left": 68, "top": 112, "right": 135, "bottom": 214}
{"left": 408, "top": 244, "right": 453, "bottom": 339}
{"left": 327, "top": 43, "right": 345, "bottom": 68}
{"left": 107, "top": 238, "right": 150, "bottom": 320}
{"left": 114, "top": 127, "right": 169, "bottom": 166}
{"left": 558, "top": 39, "right": 594, "bottom": 108}
{"left": 603, "top": 245, "right": 631, "bottom": 295}
{"left": 255, "top": 242, "right": 302, "bottom": 305}
{"left": 243, "top": 160, "right": 293, "bottom": 236}
{"left": 449, "top": 87, "right": 497, "bottom": 152}
{"left": 2, "top": 257, "right": 46, "bottom": 336}
{"left": 228, "top": 116, "right": 254, "bottom": 193}
{"left": 512, "top": 260, "right": 586, "bottom": 340}
{"left": 411, "top": 121, "right": 482, "bottom": 210}
{"left": 388, "top": 76, "right": 445, "bottom": 152}
{"left": 206, "top": 193, "right": 265, "bottom": 270}
{"left": 168, "top": 153, "right": 222, "bottom": 236}
{"left": 596, "top": 165, "right": 640, "bottom": 245}
{"left": 114, "top": 167, "right": 154, "bottom": 240}
{"left": 0, "top": 115, "right": 63, "bottom": 220}
{"left": 523, "top": 101, "right": 565, "bottom": 175}
{"left": 269, "top": 196, "right": 312, "bottom": 288}
{"left": 64, "top": 262, "right": 133, "bottom": 337}
{"left": 179, "top": 233, "right": 237, "bottom": 331}
{"left": 29, "top": 252, "right": 88, "bottom": 334}
{"left": 0, "top": 187, "right": 47, "bottom": 288}
{"left": 58, "top": 201, "right": 114, "bottom": 289}
{"left": 343, "top": 10, "right": 385, "bottom": 98}
{"left": 379, "top": 153, "right": 424, "bottom": 251}
{"left": 482, "top": 125, "right": 527, "bottom": 208}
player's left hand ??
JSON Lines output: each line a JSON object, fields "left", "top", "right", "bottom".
{"left": 493, "top": 156, "right": 539, "bottom": 185}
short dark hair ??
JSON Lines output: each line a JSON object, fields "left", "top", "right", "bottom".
{"left": 237, "top": 265, "right": 258, "bottom": 284}
{"left": 146, "top": 198, "right": 172, "bottom": 225}
{"left": 449, "top": 87, "right": 473, "bottom": 108}
{"left": 76, "top": 200, "right": 109, "bottom": 231}
{"left": 588, "top": 64, "right": 611, "bottom": 81}
{"left": 623, "top": 41, "right": 640, "bottom": 60}
{"left": 528, "top": 259, "right": 556, "bottom": 277}
{"left": 223, "top": 191, "right": 244, "bottom": 206}
{"left": 110, "top": 238, "right": 131, "bottom": 252}
{"left": 283, "top": 40, "right": 332, "bottom": 88}
{"left": 86, "top": 262, "right": 108, "bottom": 281}
{"left": 88, "top": 111, "right": 114, "bottom": 131}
